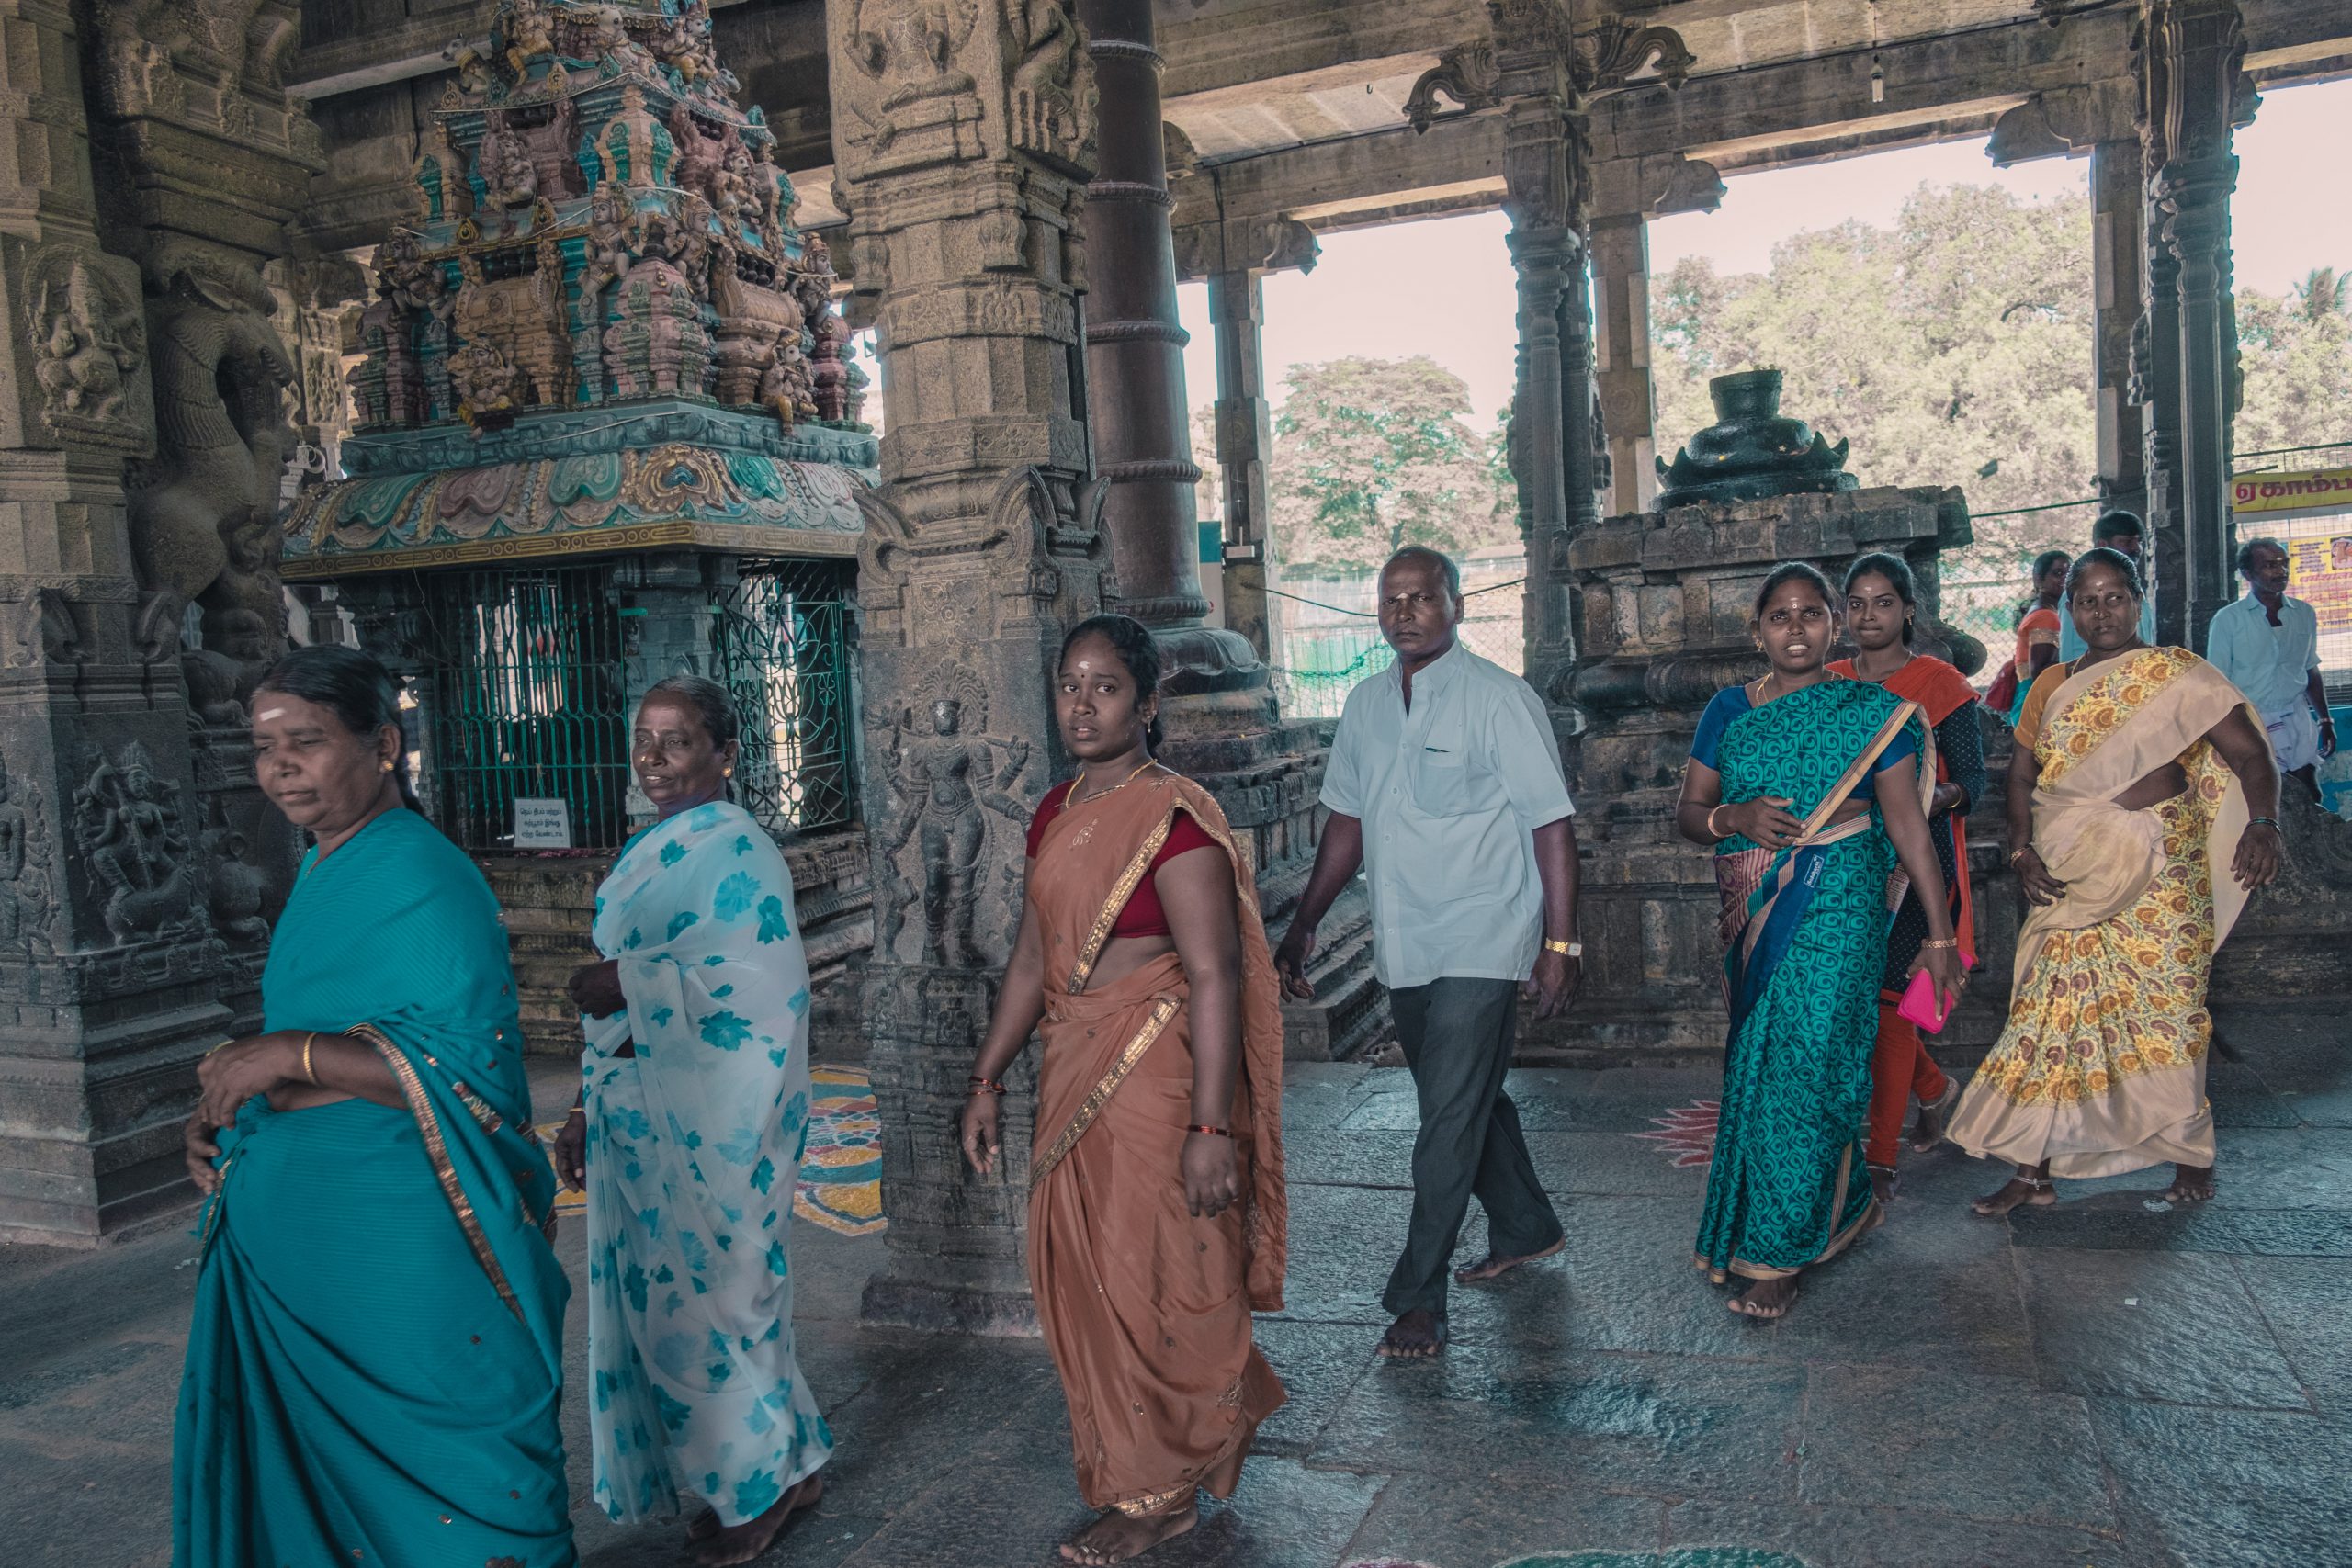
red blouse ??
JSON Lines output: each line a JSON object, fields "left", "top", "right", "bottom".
{"left": 1024, "top": 794, "right": 1222, "bottom": 938}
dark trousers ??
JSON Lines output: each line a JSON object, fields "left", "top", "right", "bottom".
{"left": 1383, "top": 976, "right": 1565, "bottom": 1317}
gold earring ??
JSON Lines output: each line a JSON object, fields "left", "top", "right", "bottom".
{"left": 723, "top": 767, "right": 734, "bottom": 777}
{"left": 380, "top": 760, "right": 394, "bottom": 773}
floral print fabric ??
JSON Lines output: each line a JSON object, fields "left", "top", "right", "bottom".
{"left": 582, "top": 801, "right": 831, "bottom": 1526}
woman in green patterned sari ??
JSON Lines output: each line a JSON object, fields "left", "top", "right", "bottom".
{"left": 1674, "top": 564, "right": 1966, "bottom": 1319}
{"left": 174, "top": 646, "right": 574, "bottom": 1567}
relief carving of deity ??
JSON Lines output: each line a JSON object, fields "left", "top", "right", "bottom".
{"left": 71, "top": 741, "right": 204, "bottom": 947}
{"left": 27, "top": 253, "right": 146, "bottom": 435}
{"left": 878, "top": 671, "right": 1031, "bottom": 968}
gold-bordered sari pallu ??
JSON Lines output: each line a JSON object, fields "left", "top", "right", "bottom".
{"left": 1949, "top": 648, "right": 2257, "bottom": 1178}
{"left": 1024, "top": 770, "right": 1287, "bottom": 1518}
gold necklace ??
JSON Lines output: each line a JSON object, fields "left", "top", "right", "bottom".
{"left": 1066, "top": 758, "right": 1160, "bottom": 809}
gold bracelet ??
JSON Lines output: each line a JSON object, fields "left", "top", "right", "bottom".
{"left": 300, "top": 1031, "right": 319, "bottom": 1085}
{"left": 1704, "top": 805, "right": 1725, "bottom": 840}
{"left": 2008, "top": 846, "right": 2032, "bottom": 865}
{"left": 1921, "top": 937, "right": 1960, "bottom": 950}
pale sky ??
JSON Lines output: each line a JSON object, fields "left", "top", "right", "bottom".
{"left": 1175, "top": 76, "right": 2352, "bottom": 434}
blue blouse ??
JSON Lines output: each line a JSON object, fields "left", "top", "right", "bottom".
{"left": 1690, "top": 683, "right": 1918, "bottom": 800}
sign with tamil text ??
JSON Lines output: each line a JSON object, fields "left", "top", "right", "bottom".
{"left": 513, "top": 796, "right": 573, "bottom": 849}
{"left": 2233, "top": 467, "right": 2352, "bottom": 516}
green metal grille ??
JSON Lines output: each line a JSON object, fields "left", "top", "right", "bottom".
{"left": 422, "top": 566, "right": 631, "bottom": 850}
{"left": 710, "top": 559, "right": 857, "bottom": 834}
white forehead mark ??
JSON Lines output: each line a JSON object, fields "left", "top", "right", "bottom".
{"left": 256, "top": 706, "right": 288, "bottom": 721}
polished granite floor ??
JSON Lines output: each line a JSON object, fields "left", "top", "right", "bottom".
{"left": 5, "top": 998, "right": 2346, "bottom": 1568}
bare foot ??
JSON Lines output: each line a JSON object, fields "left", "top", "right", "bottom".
{"left": 686, "top": 1506, "right": 720, "bottom": 1541}
{"left": 1909, "top": 1077, "right": 1961, "bottom": 1152}
{"left": 1376, "top": 1309, "right": 1447, "bottom": 1359}
{"left": 2160, "top": 1164, "right": 2216, "bottom": 1203}
{"left": 1727, "top": 1274, "right": 1798, "bottom": 1319}
{"left": 1059, "top": 1501, "right": 1198, "bottom": 1564}
{"left": 1453, "top": 1236, "right": 1565, "bottom": 1284}
{"left": 692, "top": 1472, "right": 822, "bottom": 1567}
{"left": 1970, "top": 1174, "right": 2055, "bottom": 1217}
{"left": 1867, "top": 1163, "right": 1898, "bottom": 1205}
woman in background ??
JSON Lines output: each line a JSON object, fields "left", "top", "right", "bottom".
{"left": 961, "top": 614, "right": 1287, "bottom": 1565}
{"left": 1952, "top": 549, "right": 2282, "bottom": 1213}
{"left": 175, "top": 645, "right": 573, "bottom": 1568}
{"left": 1674, "top": 563, "right": 1964, "bottom": 1319}
{"left": 1990, "top": 549, "right": 2071, "bottom": 726}
{"left": 1829, "top": 553, "right": 1987, "bottom": 1201}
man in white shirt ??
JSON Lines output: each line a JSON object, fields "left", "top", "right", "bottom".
{"left": 2207, "top": 536, "right": 2335, "bottom": 801}
{"left": 1274, "top": 547, "right": 1581, "bottom": 1359}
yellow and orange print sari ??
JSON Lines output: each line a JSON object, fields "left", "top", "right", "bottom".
{"left": 1025, "top": 769, "right": 1287, "bottom": 1518}
{"left": 1951, "top": 647, "right": 2257, "bottom": 1178}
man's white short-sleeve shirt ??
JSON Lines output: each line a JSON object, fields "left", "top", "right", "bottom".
{"left": 1319, "top": 644, "right": 1575, "bottom": 989}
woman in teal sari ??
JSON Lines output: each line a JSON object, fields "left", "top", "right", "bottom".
{"left": 175, "top": 645, "right": 573, "bottom": 1567}
{"left": 1674, "top": 563, "right": 1965, "bottom": 1319}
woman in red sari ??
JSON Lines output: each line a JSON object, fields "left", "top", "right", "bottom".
{"left": 1829, "top": 554, "right": 1987, "bottom": 1201}
{"left": 960, "top": 614, "right": 1286, "bottom": 1565}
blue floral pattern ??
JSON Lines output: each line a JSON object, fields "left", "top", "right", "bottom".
{"left": 582, "top": 800, "right": 831, "bottom": 1527}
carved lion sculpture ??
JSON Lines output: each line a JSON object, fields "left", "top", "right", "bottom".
{"left": 127, "top": 245, "right": 297, "bottom": 682}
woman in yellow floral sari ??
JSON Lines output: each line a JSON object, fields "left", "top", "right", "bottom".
{"left": 1951, "top": 549, "right": 2282, "bottom": 1213}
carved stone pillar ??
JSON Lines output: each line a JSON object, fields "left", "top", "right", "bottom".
{"left": 831, "top": 0, "right": 1112, "bottom": 1331}
{"left": 2091, "top": 140, "right": 2148, "bottom": 523}
{"left": 1207, "top": 268, "right": 1275, "bottom": 663}
{"left": 0, "top": 0, "right": 314, "bottom": 1240}
{"left": 2141, "top": 0, "right": 2248, "bottom": 652}
{"left": 1077, "top": 0, "right": 1261, "bottom": 710}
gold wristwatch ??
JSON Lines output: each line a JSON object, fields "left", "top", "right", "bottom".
{"left": 1544, "top": 938, "right": 1583, "bottom": 957}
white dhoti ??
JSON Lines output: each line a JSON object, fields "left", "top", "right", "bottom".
{"left": 2262, "top": 703, "right": 2322, "bottom": 773}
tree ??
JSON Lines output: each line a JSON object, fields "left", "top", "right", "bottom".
{"left": 1649, "top": 182, "right": 2100, "bottom": 616}
{"left": 2237, "top": 270, "right": 2352, "bottom": 459}
{"left": 1268, "top": 356, "right": 1519, "bottom": 575}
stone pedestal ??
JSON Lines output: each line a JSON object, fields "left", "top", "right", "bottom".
{"left": 1543, "top": 486, "right": 1973, "bottom": 1060}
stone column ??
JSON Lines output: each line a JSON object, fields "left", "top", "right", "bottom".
{"left": 830, "top": 0, "right": 1111, "bottom": 1331}
{"left": 1207, "top": 267, "right": 1275, "bottom": 662}
{"left": 1498, "top": 82, "right": 1589, "bottom": 760}
{"left": 1589, "top": 211, "right": 1654, "bottom": 518}
{"left": 2143, "top": 0, "right": 2248, "bottom": 652}
{"left": 2092, "top": 140, "right": 2148, "bottom": 523}
{"left": 0, "top": 1, "right": 318, "bottom": 1242}
{"left": 1076, "top": 0, "right": 1261, "bottom": 708}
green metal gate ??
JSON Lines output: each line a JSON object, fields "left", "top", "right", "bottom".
{"left": 709, "top": 559, "right": 856, "bottom": 834}
{"left": 422, "top": 566, "right": 631, "bottom": 850}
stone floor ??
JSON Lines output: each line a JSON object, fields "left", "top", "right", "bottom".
{"left": 5, "top": 998, "right": 2347, "bottom": 1568}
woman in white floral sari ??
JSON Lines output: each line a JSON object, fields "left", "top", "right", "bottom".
{"left": 554, "top": 676, "right": 829, "bottom": 1567}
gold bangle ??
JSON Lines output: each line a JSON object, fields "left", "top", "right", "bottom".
{"left": 1704, "top": 805, "right": 1725, "bottom": 840}
{"left": 300, "top": 1031, "right": 319, "bottom": 1085}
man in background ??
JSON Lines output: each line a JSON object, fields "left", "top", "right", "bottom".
{"left": 2059, "top": 510, "right": 2158, "bottom": 661}
{"left": 2209, "top": 536, "right": 2335, "bottom": 802}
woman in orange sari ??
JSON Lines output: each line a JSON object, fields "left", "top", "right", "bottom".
{"left": 960, "top": 614, "right": 1286, "bottom": 1565}
{"left": 1829, "top": 553, "right": 1986, "bottom": 1201}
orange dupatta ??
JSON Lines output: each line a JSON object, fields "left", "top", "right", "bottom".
{"left": 1023, "top": 767, "right": 1287, "bottom": 1516}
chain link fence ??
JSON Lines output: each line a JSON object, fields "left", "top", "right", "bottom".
{"left": 1267, "top": 555, "right": 1527, "bottom": 720}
